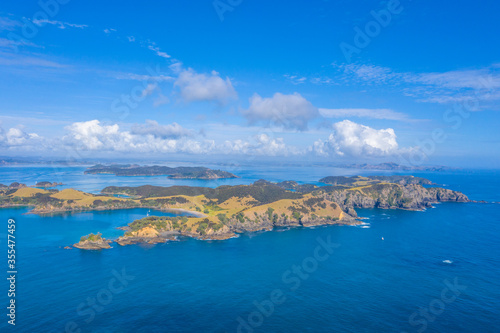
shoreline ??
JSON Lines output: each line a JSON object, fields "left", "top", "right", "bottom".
{"left": 1, "top": 200, "right": 477, "bottom": 216}
{"left": 17, "top": 205, "right": 205, "bottom": 217}
{"left": 74, "top": 216, "right": 363, "bottom": 249}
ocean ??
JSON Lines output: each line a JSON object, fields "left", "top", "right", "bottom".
{"left": 1, "top": 165, "right": 499, "bottom": 332}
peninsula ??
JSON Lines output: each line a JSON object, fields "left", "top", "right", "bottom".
{"left": 0, "top": 175, "right": 471, "bottom": 249}
{"left": 338, "top": 162, "right": 453, "bottom": 172}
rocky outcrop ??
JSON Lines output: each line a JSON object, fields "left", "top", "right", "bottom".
{"left": 116, "top": 226, "right": 176, "bottom": 245}
{"left": 427, "top": 187, "right": 469, "bottom": 202}
{"left": 73, "top": 234, "right": 112, "bottom": 250}
{"left": 228, "top": 211, "right": 357, "bottom": 234}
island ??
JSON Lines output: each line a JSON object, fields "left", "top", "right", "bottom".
{"left": 0, "top": 181, "right": 62, "bottom": 191}
{"left": 84, "top": 164, "right": 238, "bottom": 179}
{"left": 34, "top": 181, "right": 63, "bottom": 188}
{"left": 73, "top": 233, "right": 112, "bottom": 249}
{"left": 0, "top": 175, "right": 471, "bottom": 249}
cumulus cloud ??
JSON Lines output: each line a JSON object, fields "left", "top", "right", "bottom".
{"left": 0, "top": 125, "right": 42, "bottom": 148}
{"left": 63, "top": 120, "right": 305, "bottom": 157}
{"left": 65, "top": 120, "right": 210, "bottom": 154}
{"left": 253, "top": 134, "right": 290, "bottom": 156}
{"left": 174, "top": 68, "right": 237, "bottom": 104}
{"left": 313, "top": 120, "right": 399, "bottom": 157}
{"left": 65, "top": 120, "right": 120, "bottom": 150}
{"left": 1, "top": 118, "right": 412, "bottom": 160}
{"left": 130, "top": 120, "right": 193, "bottom": 139}
{"left": 242, "top": 92, "right": 319, "bottom": 131}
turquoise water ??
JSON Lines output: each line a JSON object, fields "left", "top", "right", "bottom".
{"left": 1, "top": 166, "right": 499, "bottom": 332}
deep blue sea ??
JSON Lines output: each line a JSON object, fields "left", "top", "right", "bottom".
{"left": 1, "top": 165, "right": 499, "bottom": 332}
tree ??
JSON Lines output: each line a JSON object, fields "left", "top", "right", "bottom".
{"left": 292, "top": 211, "right": 302, "bottom": 220}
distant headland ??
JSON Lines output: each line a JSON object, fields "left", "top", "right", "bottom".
{"left": 339, "top": 162, "right": 454, "bottom": 172}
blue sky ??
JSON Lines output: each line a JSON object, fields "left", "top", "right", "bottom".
{"left": 0, "top": 0, "right": 499, "bottom": 167}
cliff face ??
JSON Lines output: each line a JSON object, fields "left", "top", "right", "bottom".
{"left": 322, "top": 183, "right": 469, "bottom": 217}
{"left": 116, "top": 226, "right": 177, "bottom": 245}
{"left": 228, "top": 212, "right": 354, "bottom": 233}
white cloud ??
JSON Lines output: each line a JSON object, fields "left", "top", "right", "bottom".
{"left": 65, "top": 120, "right": 119, "bottom": 150}
{"left": 153, "top": 93, "right": 170, "bottom": 107}
{"left": 0, "top": 16, "right": 21, "bottom": 31}
{"left": 336, "top": 63, "right": 500, "bottom": 109}
{"left": 169, "top": 61, "right": 183, "bottom": 75}
{"left": 3, "top": 118, "right": 412, "bottom": 160}
{"left": 336, "top": 63, "right": 397, "bottom": 84}
{"left": 174, "top": 68, "right": 237, "bottom": 104}
{"left": 253, "top": 134, "right": 289, "bottom": 156}
{"left": 141, "top": 83, "right": 158, "bottom": 97}
{"left": 313, "top": 120, "right": 400, "bottom": 157}
{"left": 147, "top": 42, "right": 170, "bottom": 59}
{"left": 130, "top": 120, "right": 193, "bottom": 139}
{"left": 242, "top": 92, "right": 319, "bottom": 131}
{"left": 65, "top": 120, "right": 209, "bottom": 154}
{"left": 412, "top": 69, "right": 500, "bottom": 90}
{"left": 114, "top": 72, "right": 174, "bottom": 82}
{"left": 127, "top": 36, "right": 135, "bottom": 42}
{"left": 0, "top": 37, "right": 41, "bottom": 50}
{"left": 283, "top": 74, "right": 307, "bottom": 85}
{"left": 0, "top": 53, "right": 65, "bottom": 68}
{"left": 223, "top": 133, "right": 297, "bottom": 156}
{"left": 0, "top": 125, "right": 42, "bottom": 148}
{"left": 32, "top": 19, "right": 88, "bottom": 29}
{"left": 64, "top": 120, "right": 304, "bottom": 156}
{"left": 284, "top": 74, "right": 334, "bottom": 85}
{"left": 319, "top": 108, "right": 409, "bottom": 121}
{"left": 103, "top": 28, "right": 117, "bottom": 34}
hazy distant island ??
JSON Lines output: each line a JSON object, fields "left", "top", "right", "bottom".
{"left": 339, "top": 162, "right": 453, "bottom": 172}
{"left": 0, "top": 181, "right": 63, "bottom": 191}
{"left": 84, "top": 164, "right": 238, "bottom": 179}
{"left": 0, "top": 175, "right": 471, "bottom": 249}
{"left": 34, "top": 181, "right": 63, "bottom": 188}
